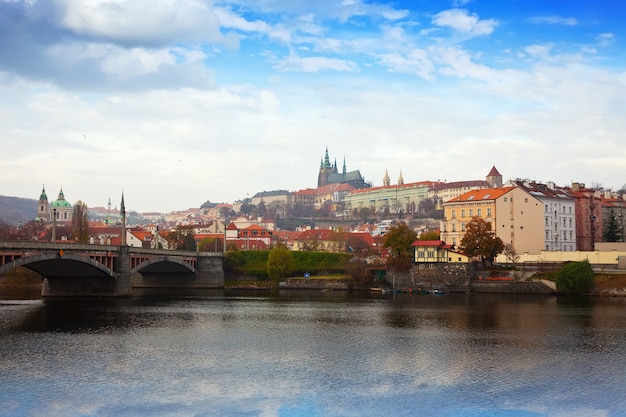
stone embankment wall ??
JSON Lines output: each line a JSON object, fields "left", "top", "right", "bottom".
{"left": 387, "top": 263, "right": 558, "bottom": 294}
{"left": 386, "top": 263, "right": 473, "bottom": 292}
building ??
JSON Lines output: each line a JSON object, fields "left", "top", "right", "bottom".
{"left": 441, "top": 186, "right": 545, "bottom": 255}
{"left": 38, "top": 186, "right": 73, "bottom": 223}
{"left": 570, "top": 182, "right": 603, "bottom": 251}
{"left": 343, "top": 171, "right": 437, "bottom": 217}
{"left": 510, "top": 180, "right": 577, "bottom": 252}
{"left": 317, "top": 147, "right": 367, "bottom": 189}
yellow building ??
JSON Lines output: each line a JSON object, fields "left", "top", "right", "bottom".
{"left": 441, "top": 186, "right": 545, "bottom": 255}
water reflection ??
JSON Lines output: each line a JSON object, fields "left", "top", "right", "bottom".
{"left": 1, "top": 290, "right": 626, "bottom": 416}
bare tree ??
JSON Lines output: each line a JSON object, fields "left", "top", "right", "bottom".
{"left": 72, "top": 200, "right": 90, "bottom": 243}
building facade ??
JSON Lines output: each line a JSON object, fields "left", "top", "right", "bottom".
{"left": 441, "top": 186, "right": 545, "bottom": 255}
{"left": 510, "top": 180, "right": 577, "bottom": 252}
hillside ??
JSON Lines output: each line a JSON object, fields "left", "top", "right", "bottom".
{"left": 0, "top": 196, "right": 37, "bottom": 225}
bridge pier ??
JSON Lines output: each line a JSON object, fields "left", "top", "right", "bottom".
{"left": 195, "top": 255, "right": 225, "bottom": 288}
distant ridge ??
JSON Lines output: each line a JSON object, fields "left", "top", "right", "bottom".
{"left": 0, "top": 196, "right": 37, "bottom": 225}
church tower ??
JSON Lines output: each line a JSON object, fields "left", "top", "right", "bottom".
{"left": 37, "top": 185, "right": 49, "bottom": 221}
{"left": 398, "top": 170, "right": 404, "bottom": 185}
{"left": 383, "top": 170, "right": 390, "bottom": 187}
{"left": 317, "top": 146, "right": 335, "bottom": 187}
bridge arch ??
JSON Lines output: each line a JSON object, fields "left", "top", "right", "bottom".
{"left": 131, "top": 256, "right": 195, "bottom": 275}
{"left": 0, "top": 252, "right": 116, "bottom": 279}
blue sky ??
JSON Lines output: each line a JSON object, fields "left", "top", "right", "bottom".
{"left": 1, "top": 0, "right": 625, "bottom": 213}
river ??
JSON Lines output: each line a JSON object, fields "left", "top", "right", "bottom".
{"left": 1, "top": 289, "right": 626, "bottom": 417}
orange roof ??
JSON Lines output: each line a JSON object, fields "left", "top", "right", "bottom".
{"left": 447, "top": 186, "right": 514, "bottom": 203}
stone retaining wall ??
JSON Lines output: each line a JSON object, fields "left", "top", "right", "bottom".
{"left": 386, "top": 263, "right": 474, "bottom": 292}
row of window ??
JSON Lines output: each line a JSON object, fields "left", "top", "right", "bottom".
{"left": 545, "top": 230, "right": 574, "bottom": 241}
{"left": 545, "top": 217, "right": 575, "bottom": 228}
{"left": 450, "top": 207, "right": 492, "bottom": 218}
{"left": 545, "top": 205, "right": 574, "bottom": 214}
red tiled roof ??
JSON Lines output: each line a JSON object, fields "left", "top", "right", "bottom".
{"left": 348, "top": 180, "right": 440, "bottom": 195}
{"left": 447, "top": 186, "right": 514, "bottom": 203}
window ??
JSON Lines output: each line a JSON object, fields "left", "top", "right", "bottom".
{"left": 428, "top": 251, "right": 434, "bottom": 258}
{"left": 504, "top": 197, "right": 507, "bottom": 202}
{"left": 418, "top": 251, "right": 425, "bottom": 258}
{"left": 545, "top": 205, "right": 548, "bottom": 212}
{"left": 477, "top": 208, "right": 482, "bottom": 216}
{"left": 461, "top": 209, "right": 465, "bottom": 217}
{"left": 452, "top": 224, "right": 456, "bottom": 232}
{"left": 545, "top": 217, "right": 549, "bottom": 226}
{"left": 487, "top": 208, "right": 492, "bottom": 216}
{"left": 451, "top": 210, "right": 456, "bottom": 218}
{"left": 461, "top": 223, "right": 466, "bottom": 231}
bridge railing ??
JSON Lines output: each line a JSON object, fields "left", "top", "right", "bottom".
{"left": 0, "top": 241, "right": 223, "bottom": 257}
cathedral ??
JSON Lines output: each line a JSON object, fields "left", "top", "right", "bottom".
{"left": 317, "top": 147, "right": 367, "bottom": 189}
{"left": 37, "top": 186, "right": 73, "bottom": 223}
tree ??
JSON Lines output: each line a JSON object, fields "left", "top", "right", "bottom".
{"left": 18, "top": 220, "right": 48, "bottom": 241}
{"left": 604, "top": 208, "right": 622, "bottom": 242}
{"left": 459, "top": 216, "right": 504, "bottom": 267}
{"left": 198, "top": 237, "right": 224, "bottom": 252}
{"left": 418, "top": 230, "right": 440, "bottom": 241}
{"left": 502, "top": 243, "right": 519, "bottom": 264}
{"left": 382, "top": 222, "right": 417, "bottom": 272}
{"left": 382, "top": 222, "right": 417, "bottom": 257}
{"left": 167, "top": 225, "right": 197, "bottom": 251}
{"left": 71, "top": 200, "right": 90, "bottom": 243}
{"left": 555, "top": 260, "right": 594, "bottom": 295}
{"left": 267, "top": 243, "right": 295, "bottom": 281}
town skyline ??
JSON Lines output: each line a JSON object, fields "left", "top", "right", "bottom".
{"left": 1, "top": 1, "right": 625, "bottom": 213}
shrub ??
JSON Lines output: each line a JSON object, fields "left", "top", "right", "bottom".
{"left": 555, "top": 260, "right": 594, "bottom": 295}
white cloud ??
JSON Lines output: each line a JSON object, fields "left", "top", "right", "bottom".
{"left": 59, "top": 0, "right": 230, "bottom": 46}
{"left": 596, "top": 32, "right": 615, "bottom": 47}
{"left": 274, "top": 53, "right": 359, "bottom": 72}
{"left": 432, "top": 8, "right": 497, "bottom": 37}
{"left": 527, "top": 16, "right": 578, "bottom": 26}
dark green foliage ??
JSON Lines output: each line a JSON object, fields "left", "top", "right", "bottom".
{"left": 224, "top": 249, "right": 351, "bottom": 279}
{"left": 555, "top": 260, "right": 594, "bottom": 295}
{"left": 267, "top": 244, "right": 296, "bottom": 281}
{"left": 604, "top": 208, "right": 622, "bottom": 242}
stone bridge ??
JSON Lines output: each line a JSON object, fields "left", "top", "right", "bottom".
{"left": 0, "top": 242, "right": 224, "bottom": 297}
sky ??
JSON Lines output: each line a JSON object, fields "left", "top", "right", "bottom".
{"left": 1, "top": 0, "right": 625, "bottom": 213}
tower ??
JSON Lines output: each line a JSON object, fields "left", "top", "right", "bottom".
{"left": 486, "top": 166, "right": 503, "bottom": 188}
{"left": 37, "top": 185, "right": 49, "bottom": 221}
{"left": 317, "top": 146, "right": 335, "bottom": 187}
{"left": 398, "top": 170, "right": 404, "bottom": 185}
{"left": 383, "top": 170, "right": 391, "bottom": 187}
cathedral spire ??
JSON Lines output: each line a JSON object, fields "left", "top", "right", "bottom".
{"left": 323, "top": 146, "right": 331, "bottom": 168}
{"left": 343, "top": 157, "right": 346, "bottom": 174}
{"left": 398, "top": 170, "right": 404, "bottom": 185}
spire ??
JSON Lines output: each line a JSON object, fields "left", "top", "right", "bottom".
{"left": 58, "top": 187, "right": 65, "bottom": 201}
{"left": 323, "top": 146, "right": 331, "bottom": 168}
{"left": 120, "top": 191, "right": 127, "bottom": 246}
{"left": 398, "top": 170, "right": 404, "bottom": 185}
{"left": 39, "top": 185, "right": 48, "bottom": 202}
{"left": 343, "top": 157, "right": 346, "bottom": 174}
{"left": 383, "top": 169, "right": 390, "bottom": 187}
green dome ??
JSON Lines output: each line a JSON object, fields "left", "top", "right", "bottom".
{"left": 50, "top": 188, "right": 71, "bottom": 208}
{"left": 51, "top": 199, "right": 72, "bottom": 208}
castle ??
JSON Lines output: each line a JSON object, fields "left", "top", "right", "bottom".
{"left": 317, "top": 147, "right": 367, "bottom": 189}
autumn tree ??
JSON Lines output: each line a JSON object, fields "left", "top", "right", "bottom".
{"left": 418, "top": 230, "right": 440, "bottom": 241}
{"left": 18, "top": 220, "right": 48, "bottom": 241}
{"left": 382, "top": 222, "right": 417, "bottom": 256}
{"left": 167, "top": 225, "right": 197, "bottom": 251}
{"left": 71, "top": 200, "right": 90, "bottom": 243}
{"left": 267, "top": 243, "right": 295, "bottom": 282}
{"left": 459, "top": 216, "right": 504, "bottom": 267}
{"left": 382, "top": 222, "right": 417, "bottom": 272}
